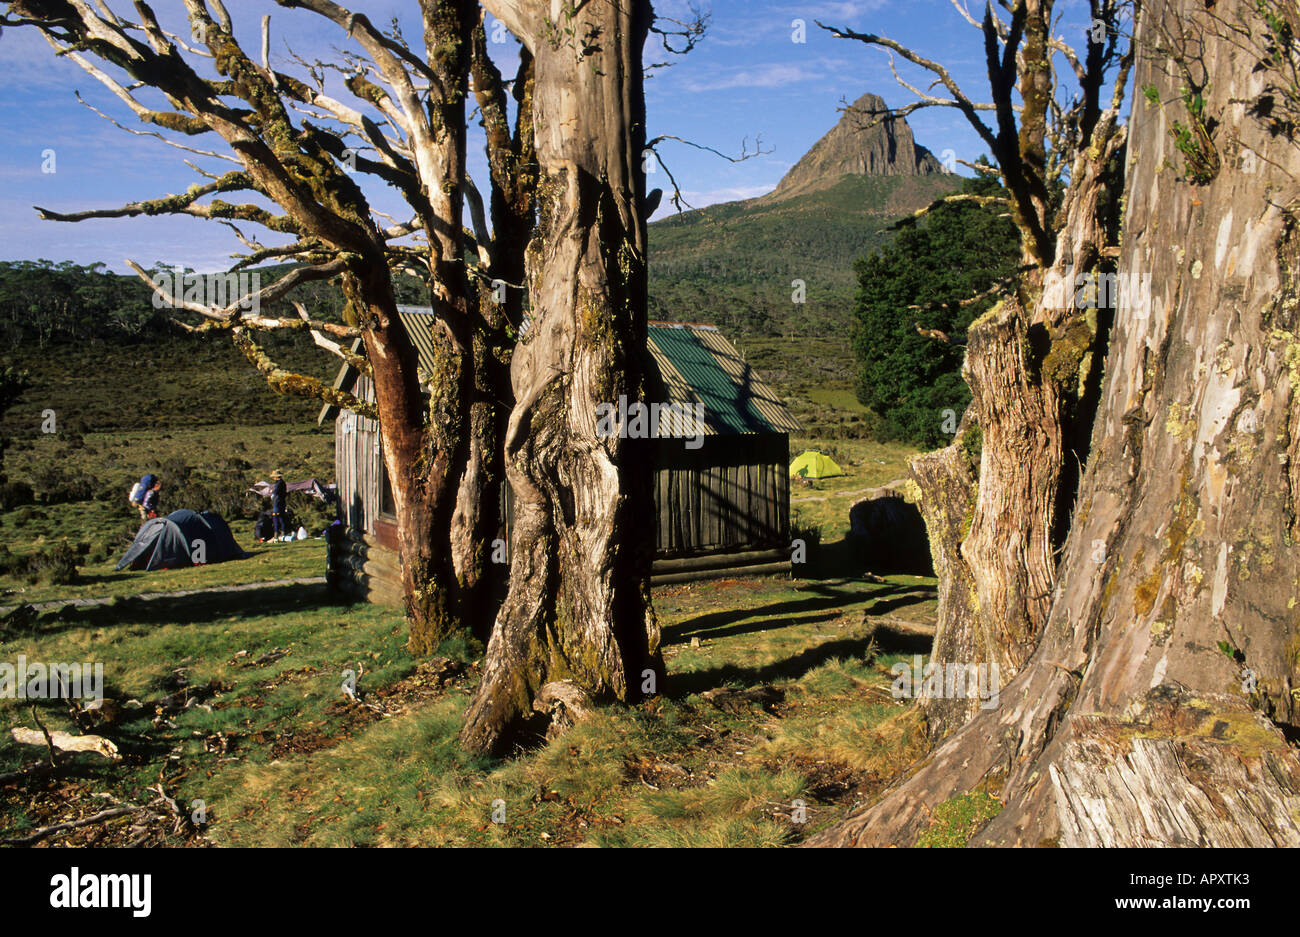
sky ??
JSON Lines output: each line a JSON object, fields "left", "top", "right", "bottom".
{"left": 0, "top": 0, "right": 1104, "bottom": 273}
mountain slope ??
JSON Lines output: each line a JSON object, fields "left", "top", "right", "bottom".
{"left": 648, "top": 173, "right": 959, "bottom": 338}
{"left": 648, "top": 93, "right": 959, "bottom": 338}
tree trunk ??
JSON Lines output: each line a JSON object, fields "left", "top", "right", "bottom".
{"left": 914, "top": 182, "right": 1124, "bottom": 733}
{"left": 403, "top": 0, "right": 488, "bottom": 654}
{"left": 341, "top": 264, "right": 456, "bottom": 654}
{"left": 460, "top": 0, "right": 663, "bottom": 756}
{"left": 456, "top": 32, "right": 538, "bottom": 640}
{"left": 810, "top": 0, "right": 1300, "bottom": 846}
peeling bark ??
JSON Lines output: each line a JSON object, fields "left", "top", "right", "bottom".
{"left": 811, "top": 0, "right": 1300, "bottom": 847}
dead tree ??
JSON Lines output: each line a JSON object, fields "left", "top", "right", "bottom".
{"left": 4, "top": 0, "right": 534, "bottom": 651}
{"left": 812, "top": 0, "right": 1300, "bottom": 847}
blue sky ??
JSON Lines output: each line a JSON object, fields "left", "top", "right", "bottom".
{"left": 0, "top": 0, "right": 1103, "bottom": 272}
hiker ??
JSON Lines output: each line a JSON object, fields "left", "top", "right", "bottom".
{"left": 128, "top": 473, "right": 156, "bottom": 521}
{"left": 141, "top": 476, "right": 162, "bottom": 519}
{"left": 269, "top": 470, "right": 288, "bottom": 541}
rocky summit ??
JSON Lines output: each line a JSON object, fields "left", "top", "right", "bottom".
{"left": 763, "top": 92, "right": 948, "bottom": 202}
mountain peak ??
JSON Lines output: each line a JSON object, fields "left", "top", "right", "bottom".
{"left": 763, "top": 92, "right": 947, "bottom": 202}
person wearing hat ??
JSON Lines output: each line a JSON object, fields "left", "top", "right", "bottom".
{"left": 269, "top": 470, "right": 288, "bottom": 541}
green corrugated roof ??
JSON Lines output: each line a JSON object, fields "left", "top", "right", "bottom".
{"left": 647, "top": 326, "right": 778, "bottom": 435}
{"left": 322, "top": 311, "right": 800, "bottom": 437}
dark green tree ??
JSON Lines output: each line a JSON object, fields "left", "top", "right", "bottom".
{"left": 852, "top": 171, "right": 1020, "bottom": 448}
{"left": 0, "top": 361, "right": 27, "bottom": 491}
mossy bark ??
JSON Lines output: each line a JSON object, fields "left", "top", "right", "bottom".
{"left": 460, "top": 0, "right": 664, "bottom": 757}
{"left": 811, "top": 0, "right": 1300, "bottom": 847}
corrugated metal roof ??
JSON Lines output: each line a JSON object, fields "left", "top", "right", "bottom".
{"left": 644, "top": 324, "right": 795, "bottom": 434}
{"left": 394, "top": 305, "right": 440, "bottom": 383}
{"left": 322, "top": 310, "right": 800, "bottom": 437}
{"left": 648, "top": 324, "right": 801, "bottom": 436}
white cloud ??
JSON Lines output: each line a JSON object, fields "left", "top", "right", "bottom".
{"left": 681, "top": 61, "right": 829, "bottom": 93}
{"left": 651, "top": 182, "right": 778, "bottom": 217}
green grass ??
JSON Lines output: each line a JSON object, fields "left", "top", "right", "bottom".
{"left": 201, "top": 574, "right": 937, "bottom": 847}
{"left": 0, "top": 421, "right": 334, "bottom": 604}
{"left": 787, "top": 437, "right": 920, "bottom": 543}
{"left": 915, "top": 792, "right": 1003, "bottom": 848}
{"left": 0, "top": 569, "right": 939, "bottom": 847}
{"left": 1, "top": 539, "right": 326, "bottom": 607}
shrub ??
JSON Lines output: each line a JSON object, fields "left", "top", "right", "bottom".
{"left": 0, "top": 544, "right": 23, "bottom": 576}
{"left": 23, "top": 539, "right": 79, "bottom": 585}
{"left": 30, "top": 464, "right": 98, "bottom": 504}
{"left": 790, "top": 510, "right": 823, "bottom": 553}
{"left": 0, "top": 480, "right": 34, "bottom": 510}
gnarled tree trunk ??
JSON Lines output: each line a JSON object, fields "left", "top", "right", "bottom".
{"left": 811, "top": 0, "right": 1300, "bottom": 846}
{"left": 459, "top": 0, "right": 663, "bottom": 756}
{"left": 913, "top": 17, "right": 1128, "bottom": 739}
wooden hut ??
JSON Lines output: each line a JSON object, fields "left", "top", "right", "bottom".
{"left": 320, "top": 308, "right": 801, "bottom": 604}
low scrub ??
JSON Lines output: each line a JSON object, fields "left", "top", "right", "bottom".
{"left": 0, "top": 538, "right": 81, "bottom": 585}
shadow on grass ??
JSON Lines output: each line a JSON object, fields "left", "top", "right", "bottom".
{"left": 663, "top": 580, "right": 932, "bottom": 646}
{"left": 666, "top": 622, "right": 932, "bottom": 699}
{"left": 27, "top": 581, "right": 342, "bottom": 635}
{"left": 800, "top": 535, "right": 933, "bottom": 580}
{"left": 60, "top": 571, "right": 136, "bottom": 589}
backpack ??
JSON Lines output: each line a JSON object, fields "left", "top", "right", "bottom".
{"left": 128, "top": 482, "right": 144, "bottom": 505}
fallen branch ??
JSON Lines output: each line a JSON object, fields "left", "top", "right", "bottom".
{"left": 11, "top": 727, "right": 120, "bottom": 761}
{"left": 29, "top": 706, "right": 59, "bottom": 769}
{"left": 0, "top": 807, "right": 138, "bottom": 846}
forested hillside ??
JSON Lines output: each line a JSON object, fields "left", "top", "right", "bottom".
{"left": 648, "top": 172, "right": 959, "bottom": 337}
{"left": 851, "top": 174, "right": 1021, "bottom": 448}
{"left": 0, "top": 260, "right": 427, "bottom": 436}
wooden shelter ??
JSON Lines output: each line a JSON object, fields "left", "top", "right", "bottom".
{"left": 320, "top": 308, "right": 801, "bottom": 605}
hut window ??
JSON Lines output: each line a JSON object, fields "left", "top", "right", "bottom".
{"left": 378, "top": 453, "right": 396, "bottom": 519}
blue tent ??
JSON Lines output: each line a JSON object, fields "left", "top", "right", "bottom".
{"left": 116, "top": 509, "right": 247, "bottom": 571}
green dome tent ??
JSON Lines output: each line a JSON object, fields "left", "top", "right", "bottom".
{"left": 790, "top": 450, "right": 845, "bottom": 479}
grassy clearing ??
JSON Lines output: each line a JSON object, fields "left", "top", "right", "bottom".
{"left": 0, "top": 421, "right": 334, "bottom": 605}
{"left": 1, "top": 539, "right": 326, "bottom": 608}
{"left": 786, "top": 436, "right": 919, "bottom": 549}
{"left": 0, "top": 356, "right": 943, "bottom": 846}
{"left": 0, "top": 571, "right": 937, "bottom": 848}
